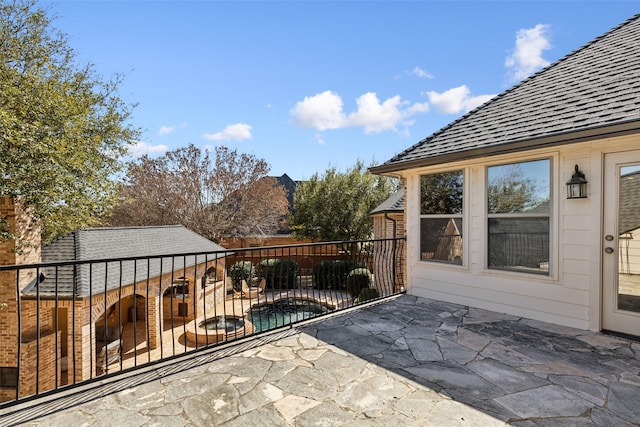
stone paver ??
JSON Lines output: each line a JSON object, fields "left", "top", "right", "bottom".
{"left": 1, "top": 294, "right": 639, "bottom": 426}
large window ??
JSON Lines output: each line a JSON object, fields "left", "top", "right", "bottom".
{"left": 487, "top": 159, "right": 550, "bottom": 274}
{"left": 420, "top": 171, "right": 463, "bottom": 265}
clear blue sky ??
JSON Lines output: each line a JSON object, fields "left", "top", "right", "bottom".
{"left": 43, "top": 1, "right": 638, "bottom": 181}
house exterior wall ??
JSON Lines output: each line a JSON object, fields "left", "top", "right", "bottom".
{"left": 373, "top": 212, "right": 405, "bottom": 239}
{"left": 400, "top": 133, "right": 638, "bottom": 331}
{"left": 372, "top": 210, "right": 406, "bottom": 294}
{"left": 0, "top": 197, "right": 49, "bottom": 401}
{"left": 1, "top": 203, "right": 229, "bottom": 401}
{"left": 1, "top": 198, "right": 42, "bottom": 365}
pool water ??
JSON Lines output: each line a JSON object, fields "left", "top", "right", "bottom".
{"left": 248, "top": 298, "right": 331, "bottom": 332}
{"left": 199, "top": 316, "right": 245, "bottom": 333}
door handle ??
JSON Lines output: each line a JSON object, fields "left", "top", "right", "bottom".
{"left": 605, "top": 247, "right": 614, "bottom": 254}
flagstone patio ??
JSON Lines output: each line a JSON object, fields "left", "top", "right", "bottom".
{"left": 2, "top": 294, "right": 639, "bottom": 426}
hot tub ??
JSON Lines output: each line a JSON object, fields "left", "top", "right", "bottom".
{"left": 185, "top": 315, "right": 254, "bottom": 345}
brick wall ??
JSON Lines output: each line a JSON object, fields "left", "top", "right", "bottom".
{"left": 0, "top": 200, "right": 234, "bottom": 397}
{"left": 0, "top": 197, "right": 41, "bottom": 266}
{"left": 17, "top": 330, "right": 61, "bottom": 398}
{"left": 0, "top": 197, "right": 60, "bottom": 402}
{"left": 1, "top": 198, "right": 41, "bottom": 359}
{"left": 371, "top": 185, "right": 407, "bottom": 293}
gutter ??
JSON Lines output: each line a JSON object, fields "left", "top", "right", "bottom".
{"left": 384, "top": 212, "right": 397, "bottom": 238}
{"left": 384, "top": 212, "right": 398, "bottom": 292}
{"left": 370, "top": 120, "right": 640, "bottom": 176}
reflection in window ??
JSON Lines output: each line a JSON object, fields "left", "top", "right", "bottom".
{"left": 487, "top": 159, "right": 550, "bottom": 274}
{"left": 420, "top": 171, "right": 463, "bottom": 264}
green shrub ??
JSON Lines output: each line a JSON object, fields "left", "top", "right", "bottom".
{"left": 229, "top": 261, "right": 255, "bottom": 291}
{"left": 345, "top": 268, "right": 372, "bottom": 298}
{"left": 313, "top": 259, "right": 366, "bottom": 290}
{"left": 312, "top": 261, "right": 339, "bottom": 290}
{"left": 257, "top": 259, "right": 298, "bottom": 289}
{"left": 354, "top": 287, "right": 379, "bottom": 303}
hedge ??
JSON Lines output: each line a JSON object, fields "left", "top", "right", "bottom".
{"left": 257, "top": 258, "right": 298, "bottom": 289}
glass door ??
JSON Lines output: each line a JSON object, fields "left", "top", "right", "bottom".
{"left": 602, "top": 151, "right": 640, "bottom": 337}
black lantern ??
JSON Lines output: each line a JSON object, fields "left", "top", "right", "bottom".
{"left": 566, "top": 164, "right": 588, "bottom": 199}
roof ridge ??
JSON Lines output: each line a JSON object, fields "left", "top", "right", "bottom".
{"left": 78, "top": 224, "right": 185, "bottom": 232}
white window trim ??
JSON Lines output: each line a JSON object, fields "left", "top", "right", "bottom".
{"left": 417, "top": 168, "right": 468, "bottom": 270}
{"left": 481, "top": 155, "right": 559, "bottom": 281}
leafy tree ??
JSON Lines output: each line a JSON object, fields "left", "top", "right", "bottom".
{"left": 107, "top": 144, "right": 289, "bottom": 243}
{"left": 488, "top": 164, "right": 540, "bottom": 213}
{"left": 420, "top": 171, "right": 463, "bottom": 214}
{"left": 290, "top": 160, "right": 400, "bottom": 241}
{"left": 0, "top": 0, "right": 138, "bottom": 244}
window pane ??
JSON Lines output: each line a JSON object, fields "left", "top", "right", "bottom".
{"left": 488, "top": 159, "right": 550, "bottom": 214}
{"left": 0, "top": 367, "right": 18, "bottom": 388}
{"left": 421, "top": 171, "right": 463, "bottom": 215}
{"left": 420, "top": 218, "right": 463, "bottom": 264}
{"left": 488, "top": 218, "right": 549, "bottom": 273}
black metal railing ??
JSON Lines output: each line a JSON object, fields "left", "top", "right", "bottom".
{"left": 0, "top": 237, "right": 405, "bottom": 407}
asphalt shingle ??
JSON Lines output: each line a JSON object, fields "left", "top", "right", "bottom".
{"left": 372, "top": 14, "right": 640, "bottom": 174}
{"left": 22, "top": 225, "right": 226, "bottom": 299}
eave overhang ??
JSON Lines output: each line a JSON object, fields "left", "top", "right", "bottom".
{"left": 370, "top": 120, "right": 640, "bottom": 177}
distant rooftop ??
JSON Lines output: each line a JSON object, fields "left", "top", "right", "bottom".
{"left": 22, "top": 225, "right": 226, "bottom": 299}
{"left": 370, "top": 189, "right": 404, "bottom": 215}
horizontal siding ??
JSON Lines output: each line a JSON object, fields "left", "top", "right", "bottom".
{"left": 562, "top": 244, "right": 591, "bottom": 261}
{"left": 563, "top": 273, "right": 591, "bottom": 291}
{"left": 404, "top": 135, "right": 640, "bottom": 332}
{"left": 412, "top": 266, "right": 588, "bottom": 305}
{"left": 410, "top": 276, "right": 590, "bottom": 330}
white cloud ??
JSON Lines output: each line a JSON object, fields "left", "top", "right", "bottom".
{"left": 291, "top": 90, "right": 429, "bottom": 134}
{"left": 404, "top": 101, "right": 430, "bottom": 116}
{"left": 465, "top": 94, "right": 495, "bottom": 111}
{"left": 158, "top": 125, "right": 175, "bottom": 136}
{"left": 347, "top": 93, "right": 404, "bottom": 134}
{"left": 427, "top": 86, "right": 469, "bottom": 114}
{"left": 505, "top": 24, "right": 552, "bottom": 83}
{"left": 409, "top": 66, "right": 434, "bottom": 79}
{"left": 127, "top": 141, "right": 169, "bottom": 157}
{"left": 290, "top": 91, "right": 345, "bottom": 131}
{"left": 202, "top": 123, "right": 253, "bottom": 142}
{"left": 427, "top": 85, "right": 496, "bottom": 115}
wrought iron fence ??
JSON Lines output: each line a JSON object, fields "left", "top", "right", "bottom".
{"left": 0, "top": 237, "right": 405, "bottom": 407}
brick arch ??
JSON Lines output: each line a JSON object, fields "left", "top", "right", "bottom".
{"left": 90, "top": 289, "right": 127, "bottom": 321}
{"left": 206, "top": 264, "right": 225, "bottom": 281}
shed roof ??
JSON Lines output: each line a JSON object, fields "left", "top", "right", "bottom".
{"left": 371, "top": 14, "right": 640, "bottom": 175}
{"left": 22, "top": 225, "right": 226, "bottom": 299}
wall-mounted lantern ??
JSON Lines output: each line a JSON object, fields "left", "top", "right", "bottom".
{"left": 566, "top": 164, "right": 588, "bottom": 199}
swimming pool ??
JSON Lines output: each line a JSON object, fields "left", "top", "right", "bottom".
{"left": 248, "top": 298, "right": 333, "bottom": 332}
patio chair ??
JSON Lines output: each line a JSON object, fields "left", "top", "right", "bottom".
{"left": 96, "top": 339, "right": 121, "bottom": 373}
{"left": 95, "top": 324, "right": 123, "bottom": 373}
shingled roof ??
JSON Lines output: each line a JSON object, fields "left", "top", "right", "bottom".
{"left": 22, "top": 225, "right": 226, "bottom": 299}
{"left": 371, "top": 14, "right": 640, "bottom": 175}
{"left": 619, "top": 170, "right": 640, "bottom": 234}
{"left": 370, "top": 189, "right": 405, "bottom": 215}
